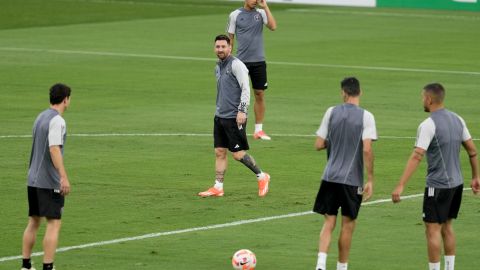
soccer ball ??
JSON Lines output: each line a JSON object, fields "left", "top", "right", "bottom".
{"left": 232, "top": 249, "right": 256, "bottom": 270}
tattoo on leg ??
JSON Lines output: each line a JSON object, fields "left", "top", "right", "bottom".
{"left": 239, "top": 154, "right": 261, "bottom": 174}
{"left": 215, "top": 170, "right": 225, "bottom": 183}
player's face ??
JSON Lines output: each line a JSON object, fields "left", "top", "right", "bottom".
{"left": 245, "top": 0, "right": 258, "bottom": 9}
{"left": 422, "top": 90, "right": 430, "bottom": 112}
{"left": 64, "top": 96, "right": 71, "bottom": 111}
{"left": 214, "top": 40, "right": 231, "bottom": 60}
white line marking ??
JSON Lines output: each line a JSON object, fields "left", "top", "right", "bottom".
{"left": 1, "top": 133, "right": 478, "bottom": 140}
{"left": 1, "top": 47, "right": 479, "bottom": 76}
{"left": 0, "top": 192, "right": 427, "bottom": 263}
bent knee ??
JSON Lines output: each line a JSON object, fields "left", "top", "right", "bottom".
{"left": 232, "top": 151, "right": 245, "bottom": 161}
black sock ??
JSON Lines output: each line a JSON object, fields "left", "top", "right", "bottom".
{"left": 22, "top": 258, "right": 32, "bottom": 269}
{"left": 43, "top": 262, "right": 54, "bottom": 270}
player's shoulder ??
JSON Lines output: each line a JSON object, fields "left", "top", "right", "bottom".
{"left": 447, "top": 110, "right": 465, "bottom": 122}
{"left": 419, "top": 117, "right": 434, "bottom": 129}
{"left": 229, "top": 8, "right": 243, "bottom": 17}
{"left": 362, "top": 109, "right": 375, "bottom": 118}
{"left": 50, "top": 114, "right": 66, "bottom": 125}
{"left": 231, "top": 57, "right": 247, "bottom": 69}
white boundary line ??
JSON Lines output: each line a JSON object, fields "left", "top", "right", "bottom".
{"left": 1, "top": 133, "right": 478, "bottom": 140}
{"left": 0, "top": 192, "right": 427, "bottom": 263}
{"left": 1, "top": 47, "right": 479, "bottom": 76}
{"left": 0, "top": 133, "right": 412, "bottom": 139}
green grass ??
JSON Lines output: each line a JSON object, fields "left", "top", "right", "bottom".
{"left": 1, "top": 1, "right": 480, "bottom": 269}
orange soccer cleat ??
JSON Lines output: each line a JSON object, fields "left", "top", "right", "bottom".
{"left": 258, "top": 173, "right": 271, "bottom": 197}
{"left": 198, "top": 187, "right": 224, "bottom": 197}
{"left": 253, "top": 130, "right": 271, "bottom": 140}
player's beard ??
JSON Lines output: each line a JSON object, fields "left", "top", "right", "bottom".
{"left": 217, "top": 51, "right": 229, "bottom": 60}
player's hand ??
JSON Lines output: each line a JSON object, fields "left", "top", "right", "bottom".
{"left": 257, "top": 0, "right": 267, "bottom": 8}
{"left": 236, "top": 112, "right": 246, "bottom": 126}
{"left": 471, "top": 177, "right": 480, "bottom": 194}
{"left": 363, "top": 181, "right": 373, "bottom": 202}
{"left": 391, "top": 184, "right": 404, "bottom": 203}
{"left": 60, "top": 176, "right": 71, "bottom": 196}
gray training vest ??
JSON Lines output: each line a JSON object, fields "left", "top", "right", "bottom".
{"left": 322, "top": 104, "right": 365, "bottom": 187}
{"left": 426, "top": 109, "right": 464, "bottom": 188}
{"left": 27, "top": 108, "right": 66, "bottom": 189}
{"left": 215, "top": 56, "right": 244, "bottom": 119}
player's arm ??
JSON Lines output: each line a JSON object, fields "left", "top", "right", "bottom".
{"left": 392, "top": 147, "right": 425, "bottom": 203}
{"left": 314, "top": 107, "right": 332, "bottom": 151}
{"left": 226, "top": 11, "right": 238, "bottom": 51}
{"left": 48, "top": 116, "right": 70, "bottom": 196}
{"left": 362, "top": 139, "right": 374, "bottom": 201}
{"left": 228, "top": 33, "right": 235, "bottom": 53}
{"left": 232, "top": 59, "right": 250, "bottom": 125}
{"left": 462, "top": 139, "right": 480, "bottom": 194}
{"left": 50, "top": 146, "right": 70, "bottom": 196}
{"left": 258, "top": 0, "right": 277, "bottom": 31}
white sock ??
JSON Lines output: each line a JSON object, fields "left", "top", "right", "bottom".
{"left": 444, "top": 255, "right": 455, "bottom": 270}
{"left": 316, "top": 252, "right": 327, "bottom": 270}
{"left": 429, "top": 262, "right": 440, "bottom": 270}
{"left": 256, "top": 172, "right": 265, "bottom": 180}
{"left": 337, "top": 262, "right": 348, "bottom": 270}
{"left": 255, "top": 124, "right": 263, "bottom": 133}
{"left": 214, "top": 180, "right": 223, "bottom": 190}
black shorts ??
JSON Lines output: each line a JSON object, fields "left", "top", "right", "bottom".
{"left": 28, "top": 186, "right": 65, "bottom": 219}
{"left": 245, "top": 61, "right": 268, "bottom": 90}
{"left": 423, "top": 185, "right": 463, "bottom": 224}
{"left": 213, "top": 116, "right": 249, "bottom": 152}
{"left": 313, "top": 180, "right": 363, "bottom": 220}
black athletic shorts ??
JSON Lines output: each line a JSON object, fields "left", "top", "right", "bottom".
{"left": 28, "top": 186, "right": 65, "bottom": 219}
{"left": 313, "top": 180, "right": 363, "bottom": 220}
{"left": 245, "top": 61, "right": 268, "bottom": 90}
{"left": 423, "top": 185, "right": 463, "bottom": 224}
{"left": 213, "top": 116, "right": 249, "bottom": 152}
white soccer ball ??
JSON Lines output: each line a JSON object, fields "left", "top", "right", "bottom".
{"left": 232, "top": 249, "right": 256, "bottom": 270}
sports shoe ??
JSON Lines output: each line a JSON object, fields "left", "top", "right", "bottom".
{"left": 21, "top": 268, "right": 36, "bottom": 270}
{"left": 253, "top": 130, "right": 271, "bottom": 140}
{"left": 258, "top": 173, "right": 271, "bottom": 197}
{"left": 198, "top": 187, "right": 224, "bottom": 197}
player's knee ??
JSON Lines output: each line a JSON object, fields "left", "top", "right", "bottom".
{"left": 254, "top": 90, "right": 264, "bottom": 100}
{"left": 232, "top": 151, "right": 245, "bottom": 161}
{"left": 28, "top": 217, "right": 42, "bottom": 229}
{"left": 215, "top": 148, "right": 227, "bottom": 159}
{"left": 441, "top": 223, "right": 454, "bottom": 237}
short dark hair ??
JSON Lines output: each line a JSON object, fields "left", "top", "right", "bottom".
{"left": 50, "top": 83, "right": 71, "bottom": 105}
{"left": 341, "top": 77, "right": 360, "bottom": 96}
{"left": 423, "top": 83, "right": 445, "bottom": 103}
{"left": 214, "top": 34, "right": 230, "bottom": 44}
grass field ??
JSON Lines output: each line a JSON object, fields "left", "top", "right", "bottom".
{"left": 1, "top": 0, "right": 480, "bottom": 269}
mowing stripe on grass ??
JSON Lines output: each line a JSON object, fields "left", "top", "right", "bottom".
{"left": 286, "top": 8, "right": 480, "bottom": 21}
{"left": 0, "top": 192, "right": 427, "bottom": 263}
{"left": 0, "top": 47, "right": 479, "bottom": 76}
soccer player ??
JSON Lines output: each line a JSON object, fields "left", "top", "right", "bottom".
{"left": 198, "top": 35, "right": 270, "bottom": 198}
{"left": 226, "top": 0, "right": 277, "bottom": 140}
{"left": 392, "top": 83, "right": 480, "bottom": 270}
{"left": 313, "top": 77, "right": 376, "bottom": 270}
{"left": 21, "top": 84, "right": 72, "bottom": 270}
